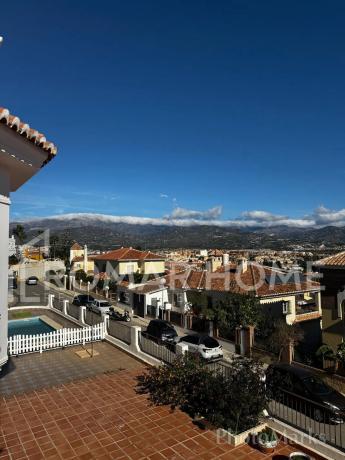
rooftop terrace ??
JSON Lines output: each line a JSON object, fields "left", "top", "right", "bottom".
{"left": 0, "top": 343, "right": 326, "bottom": 460}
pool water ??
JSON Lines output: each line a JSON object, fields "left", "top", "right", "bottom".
{"left": 8, "top": 317, "right": 55, "bottom": 337}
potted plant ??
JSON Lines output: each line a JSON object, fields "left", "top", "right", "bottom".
{"left": 257, "top": 427, "right": 278, "bottom": 453}
{"left": 289, "top": 453, "right": 311, "bottom": 460}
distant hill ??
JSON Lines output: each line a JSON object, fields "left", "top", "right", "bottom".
{"left": 9, "top": 214, "right": 345, "bottom": 250}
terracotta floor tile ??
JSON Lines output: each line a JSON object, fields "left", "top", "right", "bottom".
{"left": 0, "top": 345, "right": 328, "bottom": 460}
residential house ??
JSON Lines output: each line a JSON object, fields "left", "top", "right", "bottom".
{"left": 93, "top": 247, "right": 165, "bottom": 279}
{"left": 70, "top": 243, "right": 95, "bottom": 274}
{"left": 0, "top": 107, "right": 57, "bottom": 369}
{"left": 313, "top": 252, "right": 345, "bottom": 350}
{"left": 116, "top": 281, "right": 170, "bottom": 318}
{"left": 123, "top": 258, "right": 322, "bottom": 352}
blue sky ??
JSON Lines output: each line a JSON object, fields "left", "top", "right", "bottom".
{"left": 2, "top": 0, "right": 345, "bottom": 226}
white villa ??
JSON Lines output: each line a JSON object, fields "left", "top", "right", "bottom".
{"left": 0, "top": 107, "right": 57, "bottom": 369}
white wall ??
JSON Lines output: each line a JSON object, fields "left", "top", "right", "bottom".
{"left": 0, "top": 170, "right": 10, "bottom": 368}
{"left": 14, "top": 260, "right": 65, "bottom": 281}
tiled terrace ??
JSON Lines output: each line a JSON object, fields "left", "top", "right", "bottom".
{"left": 0, "top": 345, "right": 325, "bottom": 460}
{"left": 0, "top": 342, "right": 140, "bottom": 396}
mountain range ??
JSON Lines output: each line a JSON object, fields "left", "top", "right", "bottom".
{"left": 9, "top": 214, "right": 345, "bottom": 250}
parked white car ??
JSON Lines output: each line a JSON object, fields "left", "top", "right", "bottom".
{"left": 175, "top": 334, "right": 223, "bottom": 361}
{"left": 26, "top": 276, "right": 38, "bottom": 285}
{"left": 89, "top": 300, "right": 112, "bottom": 314}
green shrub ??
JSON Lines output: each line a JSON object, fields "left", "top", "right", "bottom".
{"left": 75, "top": 270, "right": 87, "bottom": 282}
{"left": 336, "top": 342, "right": 345, "bottom": 364}
{"left": 257, "top": 427, "right": 278, "bottom": 445}
{"left": 316, "top": 344, "right": 335, "bottom": 362}
{"left": 137, "top": 354, "right": 267, "bottom": 433}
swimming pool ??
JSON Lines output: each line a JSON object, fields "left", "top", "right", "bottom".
{"left": 8, "top": 317, "right": 55, "bottom": 337}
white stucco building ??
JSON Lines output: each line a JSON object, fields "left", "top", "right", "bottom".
{"left": 0, "top": 107, "right": 57, "bottom": 369}
{"left": 8, "top": 235, "right": 16, "bottom": 257}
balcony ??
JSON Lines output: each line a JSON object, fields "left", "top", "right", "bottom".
{"left": 296, "top": 300, "right": 319, "bottom": 315}
{"left": 295, "top": 299, "right": 321, "bottom": 322}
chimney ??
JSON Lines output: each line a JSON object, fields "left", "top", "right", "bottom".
{"left": 222, "top": 253, "right": 229, "bottom": 266}
{"left": 84, "top": 245, "right": 88, "bottom": 272}
{"left": 237, "top": 257, "right": 248, "bottom": 273}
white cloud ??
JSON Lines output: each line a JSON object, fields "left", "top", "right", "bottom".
{"left": 166, "top": 206, "right": 223, "bottom": 220}
{"left": 241, "top": 210, "right": 287, "bottom": 222}
{"left": 160, "top": 193, "right": 169, "bottom": 198}
{"left": 312, "top": 206, "right": 345, "bottom": 226}
{"left": 13, "top": 206, "right": 345, "bottom": 229}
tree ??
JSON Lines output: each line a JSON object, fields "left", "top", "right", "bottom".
{"left": 218, "top": 293, "right": 261, "bottom": 332}
{"left": 186, "top": 291, "right": 261, "bottom": 337}
{"left": 201, "top": 299, "right": 229, "bottom": 337}
{"left": 316, "top": 344, "right": 335, "bottom": 362}
{"left": 75, "top": 269, "right": 87, "bottom": 282}
{"left": 9, "top": 255, "right": 19, "bottom": 266}
{"left": 49, "top": 233, "right": 73, "bottom": 261}
{"left": 137, "top": 354, "right": 267, "bottom": 433}
{"left": 133, "top": 271, "right": 143, "bottom": 284}
{"left": 13, "top": 224, "right": 26, "bottom": 245}
{"left": 267, "top": 320, "right": 304, "bottom": 361}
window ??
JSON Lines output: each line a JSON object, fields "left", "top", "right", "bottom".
{"left": 303, "top": 376, "right": 332, "bottom": 396}
{"left": 202, "top": 337, "right": 219, "bottom": 348}
{"left": 282, "top": 301, "right": 290, "bottom": 314}
{"left": 183, "top": 335, "right": 199, "bottom": 345}
{"left": 174, "top": 293, "right": 184, "bottom": 306}
{"left": 120, "top": 291, "right": 130, "bottom": 304}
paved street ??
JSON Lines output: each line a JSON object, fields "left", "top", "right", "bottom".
{"left": 10, "top": 281, "right": 49, "bottom": 307}
{"left": 10, "top": 281, "right": 236, "bottom": 361}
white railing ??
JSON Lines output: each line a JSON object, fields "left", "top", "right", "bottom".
{"left": 8, "top": 323, "right": 106, "bottom": 356}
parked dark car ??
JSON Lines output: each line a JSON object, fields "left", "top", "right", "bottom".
{"left": 143, "top": 319, "right": 177, "bottom": 344}
{"left": 26, "top": 276, "right": 38, "bottom": 285}
{"left": 109, "top": 307, "right": 131, "bottom": 322}
{"left": 266, "top": 363, "right": 345, "bottom": 424}
{"left": 72, "top": 294, "right": 94, "bottom": 307}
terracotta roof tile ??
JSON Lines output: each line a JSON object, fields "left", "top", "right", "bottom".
{"left": 93, "top": 247, "right": 164, "bottom": 261}
{"left": 314, "top": 251, "right": 345, "bottom": 268}
{"left": 0, "top": 107, "right": 57, "bottom": 157}
{"left": 161, "top": 263, "right": 320, "bottom": 297}
{"left": 72, "top": 255, "right": 96, "bottom": 262}
{"left": 70, "top": 242, "right": 83, "bottom": 250}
